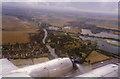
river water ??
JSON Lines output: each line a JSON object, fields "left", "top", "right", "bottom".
{"left": 80, "top": 29, "right": 119, "bottom": 54}
{"left": 81, "top": 29, "right": 119, "bottom": 39}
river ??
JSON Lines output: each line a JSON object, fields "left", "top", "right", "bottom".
{"left": 80, "top": 29, "right": 119, "bottom": 54}
{"left": 42, "top": 29, "right": 58, "bottom": 58}
{"left": 81, "top": 29, "right": 119, "bottom": 39}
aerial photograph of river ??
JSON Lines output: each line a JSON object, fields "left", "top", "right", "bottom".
{"left": 1, "top": 1, "right": 120, "bottom": 78}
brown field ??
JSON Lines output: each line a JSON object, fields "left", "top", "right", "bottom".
{"left": 10, "top": 57, "right": 49, "bottom": 68}
{"left": 2, "top": 30, "right": 37, "bottom": 44}
{"left": 46, "top": 18, "right": 74, "bottom": 27}
{"left": 37, "top": 14, "right": 76, "bottom": 27}
{"left": 0, "top": 31, "right": 2, "bottom": 45}
{"left": 96, "top": 25, "right": 119, "bottom": 31}
{"left": 47, "top": 19, "right": 66, "bottom": 26}
{"left": 2, "top": 15, "right": 38, "bottom": 30}
{"left": 86, "top": 21, "right": 119, "bottom": 31}
{"left": 86, "top": 51, "right": 110, "bottom": 64}
{"left": 2, "top": 15, "right": 38, "bottom": 44}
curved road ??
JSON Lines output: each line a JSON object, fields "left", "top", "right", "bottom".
{"left": 42, "top": 29, "right": 58, "bottom": 58}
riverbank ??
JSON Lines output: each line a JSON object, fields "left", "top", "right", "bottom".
{"left": 81, "top": 29, "right": 119, "bottom": 41}
{"left": 101, "top": 39, "right": 120, "bottom": 47}
{"left": 79, "top": 35, "right": 119, "bottom": 54}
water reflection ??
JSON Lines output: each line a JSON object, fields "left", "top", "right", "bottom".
{"left": 79, "top": 36, "right": 119, "bottom": 54}
{"left": 81, "top": 29, "right": 118, "bottom": 39}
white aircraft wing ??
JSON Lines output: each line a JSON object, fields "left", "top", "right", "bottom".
{"left": 76, "top": 64, "right": 118, "bottom": 77}
{"left": 0, "top": 59, "right": 30, "bottom": 77}
{"left": 2, "top": 72, "right": 30, "bottom": 77}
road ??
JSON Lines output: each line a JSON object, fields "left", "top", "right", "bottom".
{"left": 42, "top": 29, "right": 58, "bottom": 58}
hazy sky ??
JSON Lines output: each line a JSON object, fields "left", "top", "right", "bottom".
{"left": 1, "top": 0, "right": 119, "bottom": 2}
{"left": 2, "top": 1, "right": 119, "bottom": 15}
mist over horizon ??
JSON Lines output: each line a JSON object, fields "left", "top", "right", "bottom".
{"left": 2, "top": 2, "right": 118, "bottom": 15}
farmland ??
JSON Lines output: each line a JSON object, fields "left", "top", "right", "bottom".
{"left": 2, "top": 15, "right": 38, "bottom": 44}
{"left": 86, "top": 51, "right": 110, "bottom": 64}
{"left": 10, "top": 57, "right": 49, "bottom": 68}
{"left": 2, "top": 15, "right": 38, "bottom": 31}
{"left": 2, "top": 30, "right": 37, "bottom": 44}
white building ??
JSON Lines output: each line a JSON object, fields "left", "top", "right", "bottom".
{"left": 48, "top": 26, "right": 59, "bottom": 31}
